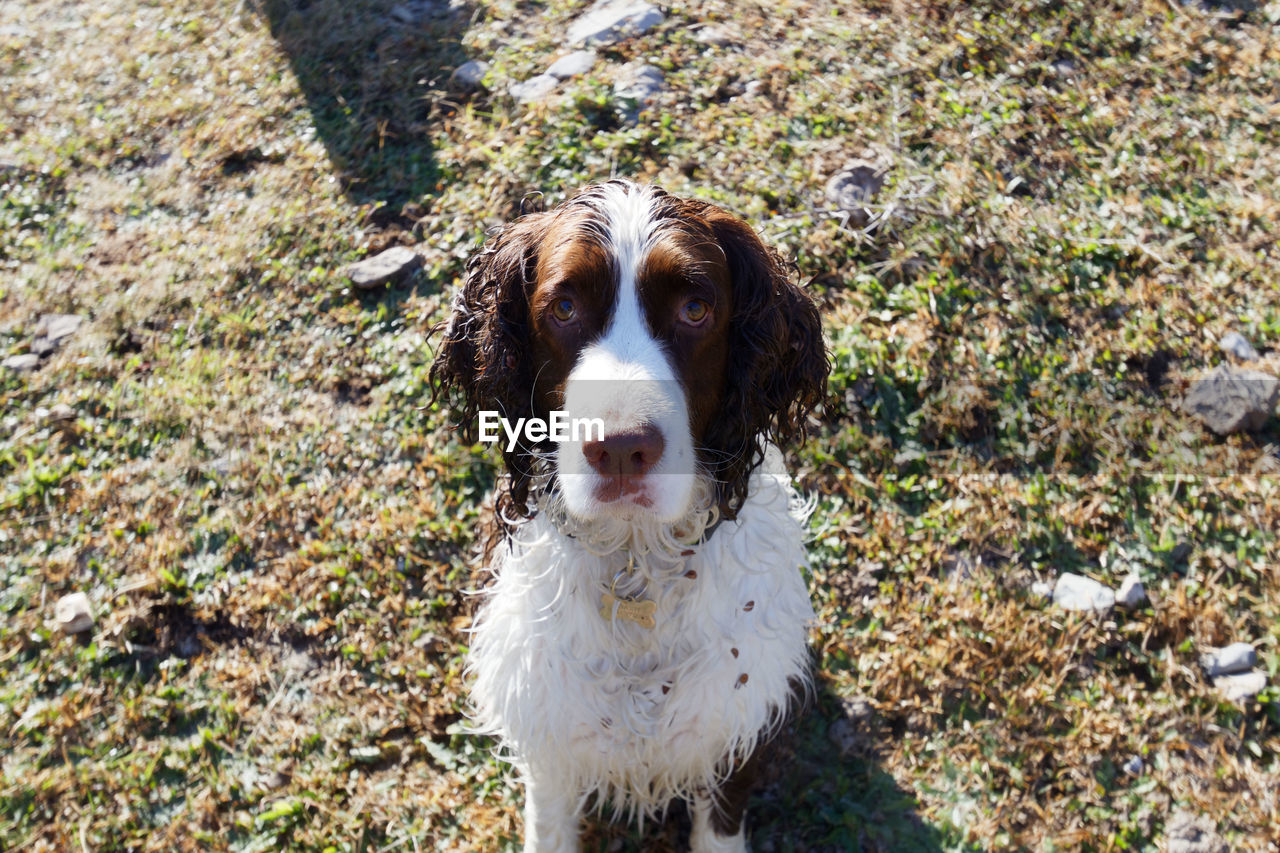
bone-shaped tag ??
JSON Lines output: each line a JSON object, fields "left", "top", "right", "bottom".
{"left": 600, "top": 592, "right": 657, "bottom": 630}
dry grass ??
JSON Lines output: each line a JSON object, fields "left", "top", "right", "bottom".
{"left": 2, "top": 0, "right": 1279, "bottom": 850}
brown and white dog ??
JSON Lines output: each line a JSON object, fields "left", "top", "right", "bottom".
{"left": 431, "top": 180, "right": 827, "bottom": 852}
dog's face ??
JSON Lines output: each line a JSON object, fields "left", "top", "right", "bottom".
{"left": 432, "top": 181, "right": 827, "bottom": 524}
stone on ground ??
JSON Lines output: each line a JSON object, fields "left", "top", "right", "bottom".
{"left": 546, "top": 50, "right": 597, "bottom": 80}
{"left": 1182, "top": 364, "right": 1278, "bottom": 434}
{"left": 1218, "top": 330, "right": 1259, "bottom": 361}
{"left": 1201, "top": 642, "right": 1258, "bottom": 677}
{"left": 346, "top": 246, "right": 422, "bottom": 290}
{"left": 567, "top": 0, "right": 663, "bottom": 47}
{"left": 1053, "top": 572, "right": 1115, "bottom": 612}
{"left": 509, "top": 73, "right": 560, "bottom": 103}
{"left": 55, "top": 592, "right": 94, "bottom": 634}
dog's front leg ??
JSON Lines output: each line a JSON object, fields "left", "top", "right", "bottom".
{"left": 522, "top": 773, "right": 582, "bottom": 853}
{"left": 690, "top": 794, "right": 750, "bottom": 853}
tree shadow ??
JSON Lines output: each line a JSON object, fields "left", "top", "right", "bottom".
{"left": 577, "top": 678, "right": 958, "bottom": 852}
{"left": 251, "top": 0, "right": 473, "bottom": 212}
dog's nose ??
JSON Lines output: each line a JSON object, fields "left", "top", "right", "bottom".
{"left": 583, "top": 424, "right": 665, "bottom": 478}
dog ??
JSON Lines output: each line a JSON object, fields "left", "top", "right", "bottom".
{"left": 431, "top": 180, "right": 828, "bottom": 852}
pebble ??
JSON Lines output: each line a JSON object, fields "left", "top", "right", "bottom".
{"left": 693, "top": 23, "right": 734, "bottom": 46}
{"left": 1166, "top": 810, "right": 1227, "bottom": 853}
{"left": 1182, "top": 364, "right": 1279, "bottom": 435}
{"left": 387, "top": 0, "right": 457, "bottom": 23}
{"left": 1051, "top": 58, "right": 1079, "bottom": 77}
{"left": 827, "top": 693, "right": 874, "bottom": 757}
{"left": 1115, "top": 573, "right": 1146, "bottom": 608}
{"left": 1219, "top": 331, "right": 1259, "bottom": 361}
{"left": 547, "top": 50, "right": 598, "bottom": 80}
{"left": 826, "top": 161, "right": 885, "bottom": 208}
{"left": 43, "top": 403, "right": 76, "bottom": 425}
{"left": 1122, "top": 755, "right": 1143, "bottom": 775}
{"left": 55, "top": 592, "right": 94, "bottom": 634}
{"left": 346, "top": 246, "right": 422, "bottom": 290}
{"left": 509, "top": 73, "right": 560, "bottom": 103}
{"left": 388, "top": 3, "right": 418, "bottom": 23}
{"left": 2, "top": 353, "right": 40, "bottom": 372}
{"left": 1052, "top": 572, "right": 1115, "bottom": 612}
{"left": 1213, "top": 670, "right": 1267, "bottom": 703}
{"left": 450, "top": 59, "right": 490, "bottom": 91}
{"left": 613, "top": 63, "right": 665, "bottom": 123}
{"left": 567, "top": 0, "right": 663, "bottom": 47}
{"left": 1200, "top": 642, "right": 1257, "bottom": 677}
{"left": 1031, "top": 580, "right": 1054, "bottom": 600}
{"left": 825, "top": 159, "right": 887, "bottom": 229}
{"left": 31, "top": 313, "right": 83, "bottom": 357}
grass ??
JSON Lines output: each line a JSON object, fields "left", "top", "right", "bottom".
{"left": 2, "top": 0, "right": 1280, "bottom": 849}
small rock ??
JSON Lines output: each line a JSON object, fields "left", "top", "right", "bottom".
{"left": 450, "top": 59, "right": 490, "bottom": 91}
{"left": 44, "top": 402, "right": 76, "bottom": 424}
{"left": 546, "top": 50, "right": 597, "bottom": 80}
{"left": 175, "top": 633, "right": 202, "bottom": 658}
{"left": 1200, "top": 642, "right": 1258, "bottom": 677}
{"left": 509, "top": 73, "right": 560, "bottom": 103}
{"left": 742, "top": 80, "right": 766, "bottom": 99}
{"left": 1053, "top": 572, "right": 1115, "bottom": 612}
{"left": 827, "top": 693, "right": 874, "bottom": 757}
{"left": 825, "top": 159, "right": 887, "bottom": 229}
{"left": 1213, "top": 669, "right": 1267, "bottom": 703}
{"left": 43, "top": 403, "right": 79, "bottom": 436}
{"left": 1166, "top": 810, "right": 1228, "bottom": 853}
{"left": 387, "top": 0, "right": 453, "bottom": 23}
{"left": 261, "top": 769, "right": 289, "bottom": 790}
{"left": 2, "top": 353, "right": 40, "bottom": 372}
{"left": 1183, "top": 364, "right": 1279, "bottom": 435}
{"left": 1051, "top": 58, "right": 1078, "bottom": 77}
{"left": 31, "top": 314, "right": 83, "bottom": 357}
{"left": 1168, "top": 541, "right": 1193, "bottom": 565}
{"left": 388, "top": 4, "right": 417, "bottom": 23}
{"left": 346, "top": 246, "right": 422, "bottom": 290}
{"left": 613, "top": 63, "right": 665, "bottom": 122}
{"left": 1031, "top": 580, "right": 1054, "bottom": 599}
{"left": 692, "top": 23, "right": 734, "bottom": 46}
{"left": 1122, "top": 755, "right": 1143, "bottom": 775}
{"left": 1218, "top": 330, "right": 1259, "bottom": 361}
{"left": 284, "top": 650, "right": 318, "bottom": 676}
{"left": 55, "top": 592, "right": 94, "bottom": 634}
{"left": 567, "top": 0, "right": 663, "bottom": 47}
{"left": 1115, "top": 573, "right": 1146, "bottom": 608}
{"left": 349, "top": 745, "right": 383, "bottom": 763}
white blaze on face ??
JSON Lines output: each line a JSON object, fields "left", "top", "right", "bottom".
{"left": 555, "top": 184, "right": 697, "bottom": 522}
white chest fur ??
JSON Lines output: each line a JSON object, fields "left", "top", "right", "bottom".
{"left": 466, "top": 454, "right": 814, "bottom": 816}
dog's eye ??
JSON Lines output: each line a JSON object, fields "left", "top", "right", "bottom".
{"left": 551, "top": 298, "right": 576, "bottom": 324}
{"left": 679, "top": 299, "right": 710, "bottom": 326}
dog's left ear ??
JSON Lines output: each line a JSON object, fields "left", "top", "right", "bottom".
{"left": 702, "top": 208, "right": 829, "bottom": 518}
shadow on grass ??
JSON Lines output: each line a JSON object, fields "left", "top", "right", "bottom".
{"left": 252, "top": 0, "right": 472, "bottom": 211}
{"left": 575, "top": 677, "right": 958, "bottom": 853}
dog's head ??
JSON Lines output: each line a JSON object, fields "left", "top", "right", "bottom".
{"left": 431, "top": 181, "right": 827, "bottom": 525}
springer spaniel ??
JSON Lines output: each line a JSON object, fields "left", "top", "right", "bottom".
{"left": 431, "top": 180, "right": 828, "bottom": 852}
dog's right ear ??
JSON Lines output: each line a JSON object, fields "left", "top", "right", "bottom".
{"left": 430, "top": 214, "right": 550, "bottom": 509}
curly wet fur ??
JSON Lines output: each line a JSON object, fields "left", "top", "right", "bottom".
{"left": 466, "top": 451, "right": 814, "bottom": 819}
{"left": 430, "top": 182, "right": 827, "bottom": 524}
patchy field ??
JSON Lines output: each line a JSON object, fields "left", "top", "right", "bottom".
{"left": 2, "top": 0, "right": 1279, "bottom": 850}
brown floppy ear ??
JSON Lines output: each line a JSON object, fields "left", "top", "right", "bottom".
{"left": 700, "top": 209, "right": 829, "bottom": 519}
{"left": 430, "top": 213, "right": 551, "bottom": 518}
